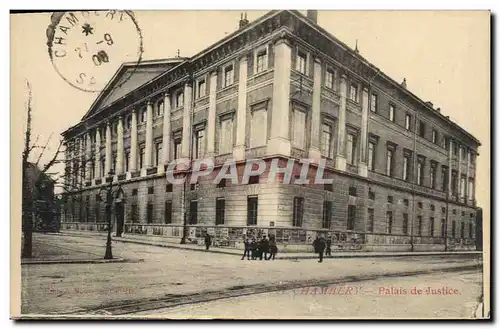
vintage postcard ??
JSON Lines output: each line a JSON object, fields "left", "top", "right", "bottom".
{"left": 10, "top": 10, "right": 490, "bottom": 320}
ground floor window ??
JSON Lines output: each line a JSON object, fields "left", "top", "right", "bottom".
{"left": 189, "top": 200, "right": 198, "bottom": 225}
{"left": 292, "top": 197, "right": 304, "bottom": 227}
{"left": 402, "top": 213, "right": 409, "bottom": 235}
{"left": 164, "top": 201, "right": 172, "bottom": 224}
{"left": 147, "top": 203, "right": 154, "bottom": 224}
{"left": 216, "top": 198, "right": 225, "bottom": 225}
{"left": 367, "top": 208, "right": 374, "bottom": 232}
{"left": 347, "top": 205, "right": 356, "bottom": 230}
{"left": 322, "top": 201, "right": 332, "bottom": 229}
{"left": 247, "top": 196, "right": 258, "bottom": 226}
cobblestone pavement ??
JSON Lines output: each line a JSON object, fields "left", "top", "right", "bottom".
{"left": 21, "top": 234, "right": 483, "bottom": 317}
{"left": 136, "top": 270, "right": 483, "bottom": 319}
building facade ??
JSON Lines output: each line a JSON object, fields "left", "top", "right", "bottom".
{"left": 61, "top": 10, "right": 480, "bottom": 251}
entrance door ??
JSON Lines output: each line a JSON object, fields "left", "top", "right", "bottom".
{"left": 115, "top": 202, "right": 125, "bottom": 237}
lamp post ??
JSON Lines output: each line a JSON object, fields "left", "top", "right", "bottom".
{"left": 102, "top": 169, "right": 115, "bottom": 259}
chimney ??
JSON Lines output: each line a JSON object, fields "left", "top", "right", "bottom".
{"left": 239, "top": 12, "right": 249, "bottom": 29}
{"left": 306, "top": 10, "right": 318, "bottom": 24}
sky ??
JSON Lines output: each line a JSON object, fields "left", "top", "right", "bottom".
{"left": 10, "top": 10, "right": 490, "bottom": 217}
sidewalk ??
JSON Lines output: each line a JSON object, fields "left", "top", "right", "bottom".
{"left": 57, "top": 230, "right": 482, "bottom": 260}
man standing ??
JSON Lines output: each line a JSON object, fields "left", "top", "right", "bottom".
{"left": 259, "top": 236, "right": 269, "bottom": 260}
{"left": 241, "top": 236, "right": 251, "bottom": 260}
{"left": 204, "top": 232, "right": 212, "bottom": 251}
{"left": 325, "top": 235, "right": 332, "bottom": 257}
{"left": 313, "top": 235, "right": 326, "bottom": 263}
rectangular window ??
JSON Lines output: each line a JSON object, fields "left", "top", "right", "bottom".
{"left": 165, "top": 183, "right": 173, "bottom": 193}
{"left": 325, "top": 70, "right": 334, "bottom": 89}
{"left": 468, "top": 179, "right": 474, "bottom": 200}
{"left": 370, "top": 94, "right": 378, "bottom": 112}
{"left": 256, "top": 48, "right": 268, "bottom": 73}
{"left": 189, "top": 200, "right": 198, "bottom": 225}
{"left": 219, "top": 116, "right": 234, "bottom": 154}
{"left": 347, "top": 205, "right": 356, "bottom": 230}
{"left": 292, "top": 109, "right": 307, "bottom": 149}
{"left": 368, "top": 142, "right": 375, "bottom": 171}
{"left": 156, "top": 100, "right": 164, "bottom": 117}
{"left": 468, "top": 223, "right": 473, "bottom": 239}
{"left": 194, "top": 128, "right": 205, "bottom": 159}
{"left": 216, "top": 198, "right": 225, "bottom": 225}
{"left": 164, "top": 201, "right": 172, "bottom": 224}
{"left": 367, "top": 208, "right": 374, "bottom": 232}
{"left": 140, "top": 108, "right": 147, "bottom": 123}
{"left": 248, "top": 176, "right": 259, "bottom": 185}
{"left": 460, "top": 222, "right": 465, "bottom": 239}
{"left": 430, "top": 165, "right": 437, "bottom": 189}
{"left": 95, "top": 198, "right": 100, "bottom": 222}
{"left": 387, "top": 195, "right": 393, "bottom": 204}
{"left": 224, "top": 64, "right": 234, "bottom": 87}
{"left": 403, "top": 155, "right": 410, "bottom": 181}
{"left": 432, "top": 129, "right": 437, "bottom": 144}
{"left": 429, "top": 217, "right": 435, "bottom": 237}
{"left": 442, "top": 166, "right": 449, "bottom": 192}
{"left": 292, "top": 197, "right": 304, "bottom": 227}
{"left": 403, "top": 199, "right": 409, "bottom": 207}
{"left": 349, "top": 84, "right": 358, "bottom": 102}
{"left": 147, "top": 203, "right": 154, "bottom": 224}
{"left": 417, "top": 162, "right": 423, "bottom": 186}
{"left": 386, "top": 149, "right": 393, "bottom": 176}
{"left": 460, "top": 176, "right": 466, "bottom": 198}
{"left": 155, "top": 142, "right": 163, "bottom": 166}
{"left": 148, "top": 186, "right": 154, "bottom": 194}
{"left": 405, "top": 113, "right": 411, "bottom": 130}
{"left": 324, "top": 183, "right": 333, "bottom": 192}
{"left": 346, "top": 133, "right": 357, "bottom": 165}
{"left": 451, "top": 171, "right": 458, "bottom": 196}
{"left": 131, "top": 204, "right": 138, "bottom": 223}
{"left": 131, "top": 188, "right": 138, "bottom": 196}
{"left": 249, "top": 108, "right": 267, "bottom": 148}
{"left": 176, "top": 92, "right": 184, "bottom": 108}
{"left": 217, "top": 179, "right": 226, "bottom": 188}
{"left": 368, "top": 190, "right": 375, "bottom": 200}
{"left": 441, "top": 218, "right": 446, "bottom": 237}
{"left": 247, "top": 196, "right": 258, "bottom": 226}
{"left": 389, "top": 104, "right": 395, "bottom": 122}
{"left": 403, "top": 213, "right": 409, "bottom": 235}
{"left": 417, "top": 215, "right": 422, "bottom": 236}
{"left": 452, "top": 220, "right": 456, "bottom": 238}
{"left": 174, "top": 138, "right": 182, "bottom": 159}
{"left": 196, "top": 79, "right": 206, "bottom": 98}
{"left": 322, "top": 201, "right": 332, "bottom": 229}
{"left": 419, "top": 121, "right": 426, "bottom": 138}
{"left": 348, "top": 186, "right": 357, "bottom": 196}
{"left": 387, "top": 211, "right": 393, "bottom": 234}
{"left": 125, "top": 151, "right": 130, "bottom": 172}
{"left": 139, "top": 147, "right": 145, "bottom": 169}
{"left": 296, "top": 51, "right": 307, "bottom": 74}
{"left": 111, "top": 153, "right": 117, "bottom": 172}
{"left": 321, "top": 123, "right": 334, "bottom": 158}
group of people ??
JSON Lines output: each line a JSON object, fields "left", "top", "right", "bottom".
{"left": 241, "top": 235, "right": 278, "bottom": 261}
{"left": 204, "top": 231, "right": 333, "bottom": 263}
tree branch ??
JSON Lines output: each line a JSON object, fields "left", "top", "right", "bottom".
{"left": 35, "top": 133, "right": 54, "bottom": 166}
{"left": 41, "top": 139, "right": 63, "bottom": 174}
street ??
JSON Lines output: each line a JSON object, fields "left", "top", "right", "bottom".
{"left": 21, "top": 233, "right": 483, "bottom": 318}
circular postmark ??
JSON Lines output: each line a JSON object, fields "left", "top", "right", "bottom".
{"left": 46, "top": 10, "right": 143, "bottom": 92}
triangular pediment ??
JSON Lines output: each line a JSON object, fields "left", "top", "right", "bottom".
{"left": 82, "top": 58, "right": 186, "bottom": 120}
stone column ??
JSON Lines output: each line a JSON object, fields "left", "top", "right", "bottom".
{"left": 104, "top": 121, "right": 112, "bottom": 175}
{"left": 162, "top": 92, "right": 172, "bottom": 165}
{"left": 95, "top": 128, "right": 101, "bottom": 178}
{"left": 466, "top": 149, "right": 471, "bottom": 202}
{"left": 144, "top": 101, "right": 154, "bottom": 168}
{"left": 268, "top": 33, "right": 292, "bottom": 157}
{"left": 116, "top": 116, "right": 124, "bottom": 174}
{"left": 130, "top": 109, "right": 138, "bottom": 172}
{"left": 358, "top": 86, "right": 369, "bottom": 177}
{"left": 206, "top": 71, "right": 217, "bottom": 157}
{"left": 85, "top": 132, "right": 92, "bottom": 181}
{"left": 308, "top": 56, "right": 322, "bottom": 162}
{"left": 233, "top": 53, "right": 248, "bottom": 161}
{"left": 181, "top": 81, "right": 193, "bottom": 159}
{"left": 335, "top": 73, "right": 348, "bottom": 171}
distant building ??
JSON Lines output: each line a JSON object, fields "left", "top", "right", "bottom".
{"left": 61, "top": 10, "right": 479, "bottom": 251}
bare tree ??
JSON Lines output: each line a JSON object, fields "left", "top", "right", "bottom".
{"left": 21, "top": 81, "right": 64, "bottom": 258}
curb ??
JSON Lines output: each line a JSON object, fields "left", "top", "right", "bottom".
{"left": 21, "top": 257, "right": 127, "bottom": 265}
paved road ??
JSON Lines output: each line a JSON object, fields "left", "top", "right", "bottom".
{"left": 21, "top": 234, "right": 483, "bottom": 317}
{"left": 136, "top": 270, "right": 483, "bottom": 319}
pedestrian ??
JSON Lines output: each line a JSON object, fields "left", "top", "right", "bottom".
{"left": 259, "top": 236, "right": 269, "bottom": 260}
{"left": 325, "top": 235, "right": 332, "bottom": 257}
{"left": 268, "top": 234, "right": 278, "bottom": 260}
{"left": 312, "top": 235, "right": 326, "bottom": 263}
{"left": 241, "top": 237, "right": 251, "bottom": 260}
{"left": 204, "top": 232, "right": 212, "bottom": 251}
{"left": 250, "top": 238, "right": 257, "bottom": 260}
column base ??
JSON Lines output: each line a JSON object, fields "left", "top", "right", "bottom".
{"left": 335, "top": 155, "right": 347, "bottom": 171}
{"left": 267, "top": 137, "right": 291, "bottom": 157}
{"left": 358, "top": 163, "right": 368, "bottom": 177}
{"left": 308, "top": 147, "right": 322, "bottom": 164}
{"left": 233, "top": 145, "right": 246, "bottom": 161}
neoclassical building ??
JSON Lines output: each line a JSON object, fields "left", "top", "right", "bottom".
{"left": 61, "top": 10, "right": 480, "bottom": 251}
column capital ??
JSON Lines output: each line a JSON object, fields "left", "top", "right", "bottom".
{"left": 147, "top": 99, "right": 153, "bottom": 106}
{"left": 239, "top": 50, "right": 250, "bottom": 62}
{"left": 273, "top": 31, "right": 292, "bottom": 47}
{"left": 164, "top": 91, "right": 171, "bottom": 98}
{"left": 313, "top": 55, "right": 321, "bottom": 65}
{"left": 209, "top": 68, "right": 218, "bottom": 77}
